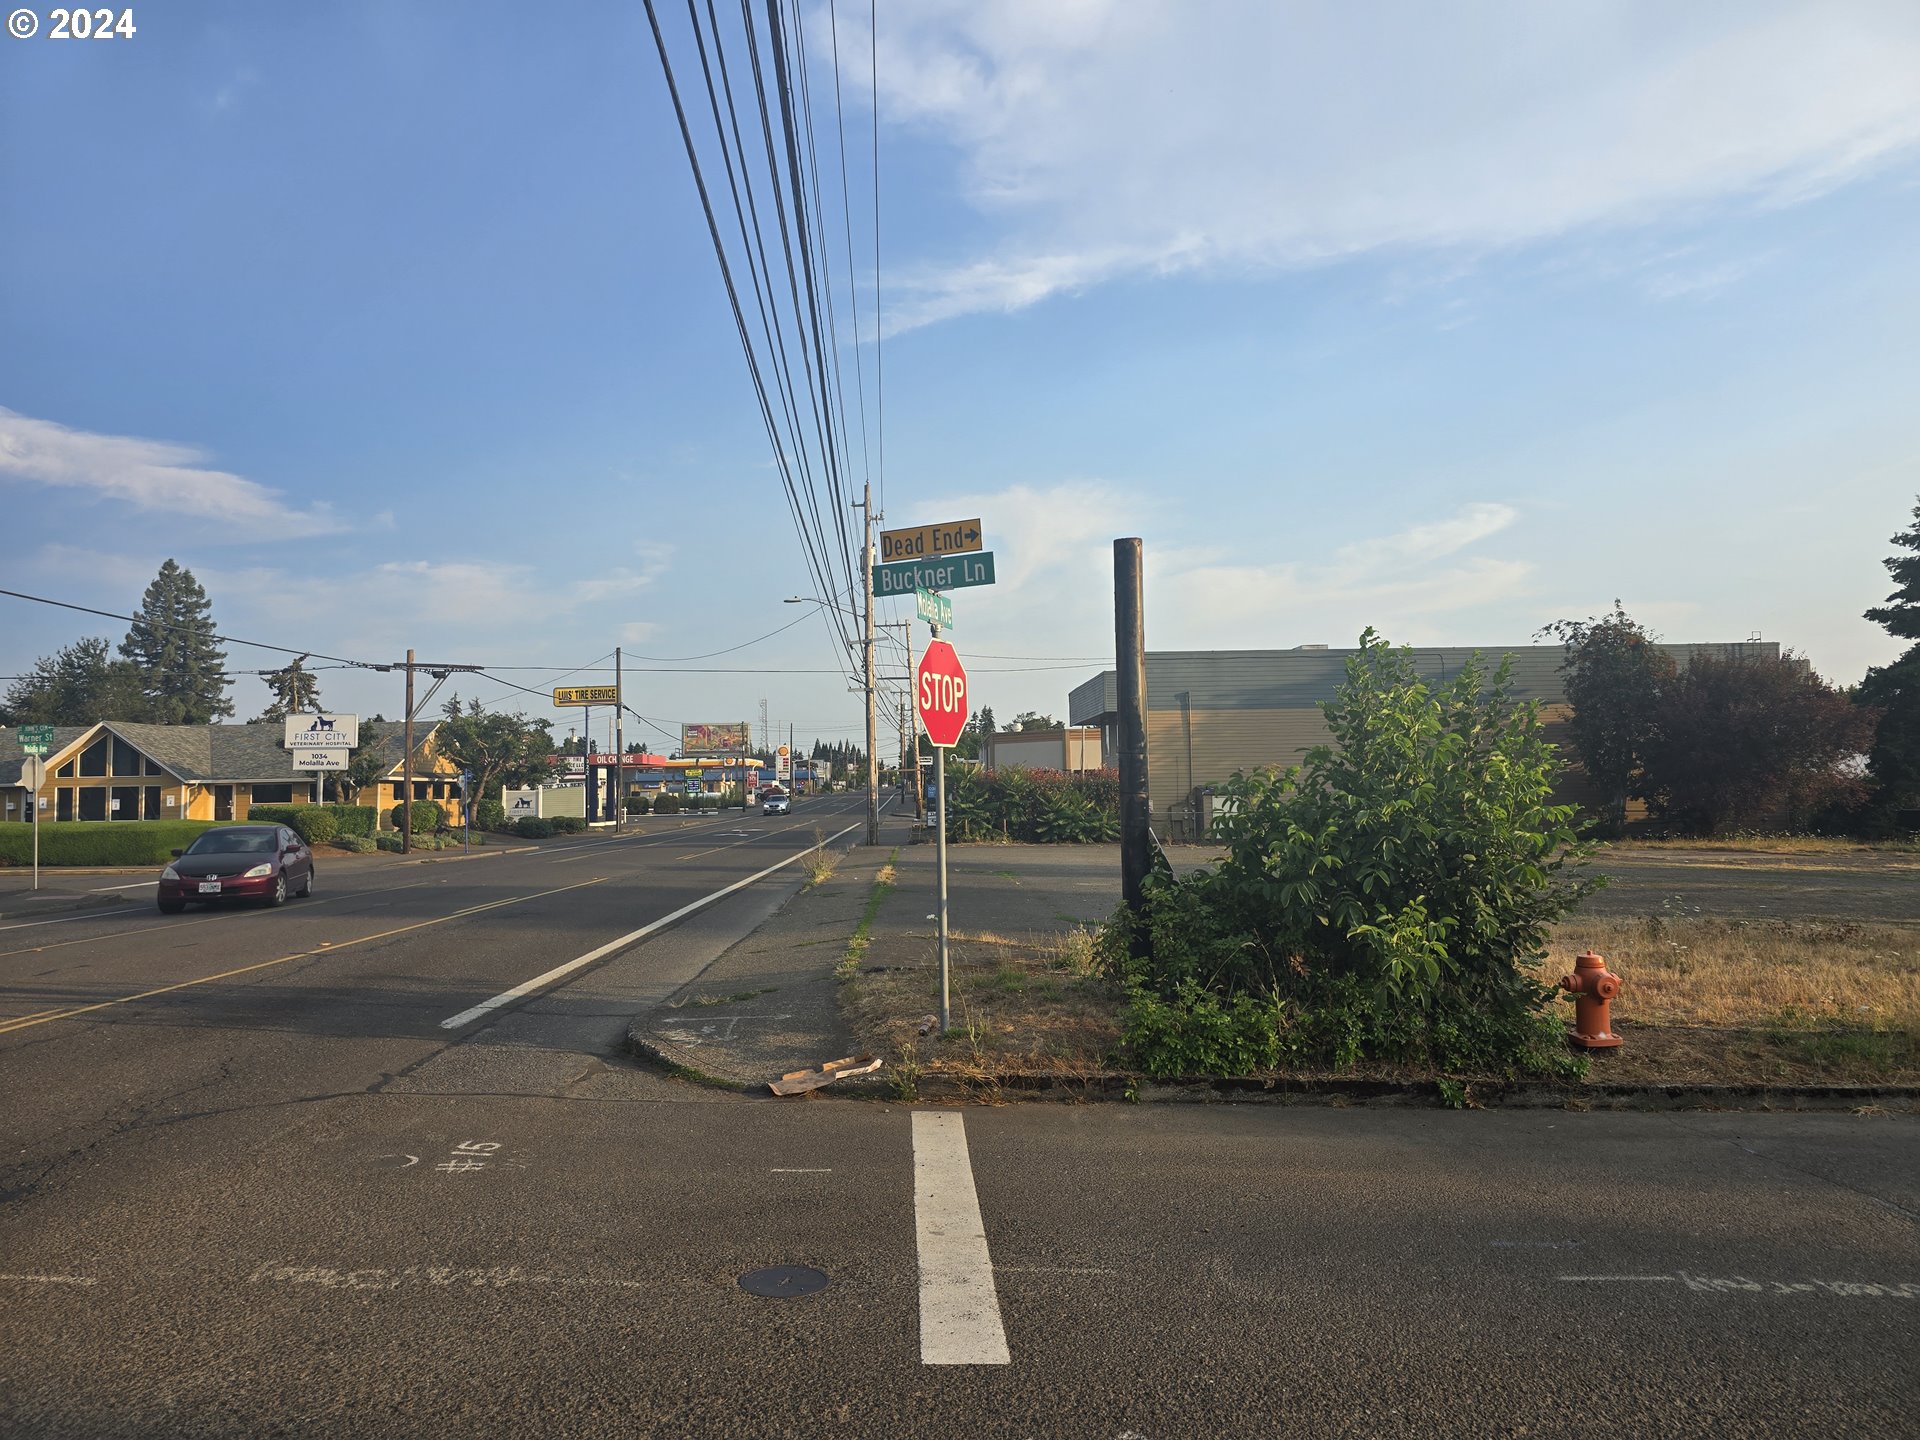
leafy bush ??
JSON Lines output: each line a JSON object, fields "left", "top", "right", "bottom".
{"left": 374, "top": 833, "right": 403, "bottom": 853}
{"left": 248, "top": 804, "right": 376, "bottom": 838}
{"left": 1103, "top": 633, "right": 1598, "bottom": 1081}
{"left": 548, "top": 815, "right": 585, "bottom": 835}
{"left": 942, "top": 767, "right": 1120, "bottom": 842}
{"left": 514, "top": 816, "right": 555, "bottom": 839}
{"left": 331, "top": 834, "right": 377, "bottom": 853}
{"left": 0, "top": 820, "right": 222, "bottom": 867}
{"left": 388, "top": 801, "right": 445, "bottom": 835}
{"left": 653, "top": 793, "right": 682, "bottom": 815}
{"left": 474, "top": 797, "right": 507, "bottom": 832}
{"left": 626, "top": 795, "right": 651, "bottom": 815}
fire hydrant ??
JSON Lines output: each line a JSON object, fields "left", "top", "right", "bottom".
{"left": 1559, "top": 951, "right": 1623, "bottom": 1049}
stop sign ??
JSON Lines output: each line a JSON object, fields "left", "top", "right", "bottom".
{"left": 915, "top": 639, "right": 969, "bottom": 748}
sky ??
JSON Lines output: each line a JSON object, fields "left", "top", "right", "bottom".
{"left": 3, "top": 0, "right": 1918, "bottom": 756}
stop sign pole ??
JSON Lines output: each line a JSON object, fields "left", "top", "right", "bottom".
{"left": 916, "top": 634, "right": 968, "bottom": 1031}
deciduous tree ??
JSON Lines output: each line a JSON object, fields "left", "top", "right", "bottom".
{"left": 1539, "top": 603, "right": 1673, "bottom": 834}
{"left": 434, "top": 697, "right": 554, "bottom": 805}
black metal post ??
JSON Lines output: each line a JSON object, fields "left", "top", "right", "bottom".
{"left": 1115, "top": 538, "right": 1150, "bottom": 950}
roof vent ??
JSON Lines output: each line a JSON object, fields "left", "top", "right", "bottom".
{"left": 1293, "top": 643, "right": 1329, "bottom": 651}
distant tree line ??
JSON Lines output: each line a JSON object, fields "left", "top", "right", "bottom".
{"left": 1545, "top": 496, "right": 1919, "bottom": 836}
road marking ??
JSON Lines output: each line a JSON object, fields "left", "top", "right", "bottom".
{"left": 0, "top": 908, "right": 149, "bottom": 933}
{"left": 1560, "top": 1272, "right": 1920, "bottom": 1298}
{"left": 0, "top": 878, "right": 605, "bottom": 1036}
{"left": 87, "top": 880, "right": 157, "bottom": 892}
{"left": 249, "top": 1261, "right": 646, "bottom": 1291}
{"left": 0, "top": 1273, "right": 97, "bottom": 1286}
{"left": 771, "top": 1168, "right": 832, "bottom": 1173}
{"left": 438, "top": 822, "right": 861, "bottom": 1029}
{"left": 1558, "top": 1275, "right": 1679, "bottom": 1282}
{"left": 911, "top": 1111, "right": 1011, "bottom": 1366}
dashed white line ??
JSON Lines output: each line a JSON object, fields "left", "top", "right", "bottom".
{"left": 0, "top": 1273, "right": 97, "bottom": 1286}
{"left": 912, "top": 1111, "right": 1011, "bottom": 1366}
{"left": 437, "top": 822, "right": 862, "bottom": 1029}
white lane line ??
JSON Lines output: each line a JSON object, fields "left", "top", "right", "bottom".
{"left": 912, "top": 1111, "right": 1011, "bottom": 1366}
{"left": 0, "top": 1273, "right": 97, "bottom": 1286}
{"left": 437, "top": 822, "right": 862, "bottom": 1029}
{"left": 0, "top": 908, "right": 149, "bottom": 933}
{"left": 1557, "top": 1275, "right": 1680, "bottom": 1282}
{"left": 771, "top": 1168, "right": 833, "bottom": 1174}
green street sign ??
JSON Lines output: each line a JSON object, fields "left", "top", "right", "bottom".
{"left": 915, "top": 587, "right": 953, "bottom": 631}
{"left": 875, "top": 551, "right": 995, "bottom": 599}
{"left": 17, "top": 724, "right": 54, "bottom": 755}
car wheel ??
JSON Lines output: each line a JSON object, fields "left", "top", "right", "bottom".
{"left": 268, "top": 872, "right": 288, "bottom": 907}
{"left": 157, "top": 899, "right": 186, "bottom": 915}
{"left": 297, "top": 867, "right": 314, "bottom": 898}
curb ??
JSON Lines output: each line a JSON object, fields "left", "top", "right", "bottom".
{"left": 620, "top": 1028, "right": 1920, "bottom": 1110}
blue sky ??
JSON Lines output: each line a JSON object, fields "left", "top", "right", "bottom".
{"left": 3, "top": 1, "right": 1917, "bottom": 752}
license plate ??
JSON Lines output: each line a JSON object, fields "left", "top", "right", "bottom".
{"left": 198, "top": 882, "right": 221, "bottom": 894}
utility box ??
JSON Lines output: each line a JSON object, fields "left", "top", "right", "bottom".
{"left": 502, "top": 786, "right": 587, "bottom": 821}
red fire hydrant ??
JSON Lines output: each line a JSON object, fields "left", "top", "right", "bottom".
{"left": 1559, "top": 951, "right": 1623, "bottom": 1049}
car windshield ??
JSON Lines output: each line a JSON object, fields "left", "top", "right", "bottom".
{"left": 183, "top": 829, "right": 278, "bottom": 856}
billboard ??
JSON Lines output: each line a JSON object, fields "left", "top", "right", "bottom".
{"left": 682, "top": 722, "right": 749, "bottom": 756}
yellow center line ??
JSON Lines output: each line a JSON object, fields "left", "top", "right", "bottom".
{"left": 0, "top": 877, "right": 606, "bottom": 1036}
{"left": 0, "top": 880, "right": 441, "bottom": 963}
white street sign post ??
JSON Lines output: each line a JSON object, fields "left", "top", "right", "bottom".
{"left": 19, "top": 756, "right": 46, "bottom": 891}
{"left": 916, "top": 636, "right": 969, "bottom": 1032}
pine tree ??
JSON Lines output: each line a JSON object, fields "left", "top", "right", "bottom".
{"left": 119, "top": 559, "right": 233, "bottom": 724}
{"left": 255, "top": 655, "right": 321, "bottom": 722}
{"left": 1860, "top": 498, "right": 1920, "bottom": 822}
{"left": 1, "top": 637, "right": 153, "bottom": 725}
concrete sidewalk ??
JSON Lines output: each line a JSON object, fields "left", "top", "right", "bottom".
{"left": 625, "top": 825, "right": 1127, "bottom": 1092}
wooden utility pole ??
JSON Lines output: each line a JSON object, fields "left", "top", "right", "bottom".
{"left": 1115, "top": 539, "right": 1150, "bottom": 950}
{"left": 614, "top": 647, "right": 623, "bottom": 833}
{"left": 862, "top": 482, "right": 880, "bottom": 845}
{"left": 401, "top": 648, "right": 416, "bottom": 855}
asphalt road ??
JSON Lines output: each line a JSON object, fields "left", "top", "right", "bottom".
{"left": 2, "top": 804, "right": 1916, "bottom": 1438}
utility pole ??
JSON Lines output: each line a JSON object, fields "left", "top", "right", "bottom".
{"left": 402, "top": 648, "right": 416, "bottom": 855}
{"left": 862, "top": 482, "right": 879, "bottom": 845}
{"left": 1115, "top": 539, "right": 1151, "bottom": 954}
{"left": 614, "top": 647, "right": 623, "bottom": 834}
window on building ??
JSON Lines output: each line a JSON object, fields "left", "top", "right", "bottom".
{"left": 78, "top": 740, "right": 108, "bottom": 777}
{"left": 57, "top": 788, "right": 74, "bottom": 821}
{"left": 56, "top": 759, "right": 76, "bottom": 778}
{"left": 252, "top": 784, "right": 295, "bottom": 804}
{"left": 77, "top": 787, "right": 106, "bottom": 821}
{"left": 111, "top": 737, "right": 143, "bottom": 776}
{"left": 111, "top": 785, "right": 140, "bottom": 820}
{"left": 144, "top": 786, "right": 161, "bottom": 820}
{"left": 413, "top": 782, "right": 430, "bottom": 799}
{"left": 144, "top": 756, "right": 163, "bottom": 776}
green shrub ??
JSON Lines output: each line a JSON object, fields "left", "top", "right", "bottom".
{"left": 1104, "top": 633, "right": 1599, "bottom": 1081}
{"left": 374, "top": 833, "right": 403, "bottom": 853}
{"left": 548, "top": 815, "right": 586, "bottom": 835}
{"left": 248, "top": 804, "right": 375, "bottom": 838}
{"left": 294, "top": 809, "right": 339, "bottom": 844}
{"left": 942, "top": 767, "right": 1120, "bottom": 843}
{"left": 388, "top": 801, "right": 445, "bottom": 835}
{"left": 331, "top": 834, "right": 377, "bottom": 854}
{"left": 626, "top": 795, "right": 651, "bottom": 815}
{"left": 474, "top": 797, "right": 507, "bottom": 832}
{"left": 0, "top": 820, "right": 224, "bottom": 867}
{"left": 654, "top": 793, "right": 681, "bottom": 815}
{"left": 514, "top": 816, "right": 555, "bottom": 839}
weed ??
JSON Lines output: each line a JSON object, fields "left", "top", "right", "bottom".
{"left": 803, "top": 829, "right": 840, "bottom": 886}
{"left": 890, "top": 1040, "right": 921, "bottom": 1101}
{"left": 836, "top": 848, "right": 898, "bottom": 980}
{"left": 690, "top": 988, "right": 775, "bottom": 1007}
{"left": 1436, "top": 1077, "right": 1468, "bottom": 1110}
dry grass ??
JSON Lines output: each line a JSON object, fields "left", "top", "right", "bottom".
{"left": 1543, "top": 916, "right": 1920, "bottom": 1035}
{"left": 1605, "top": 836, "right": 1920, "bottom": 856}
{"left": 841, "top": 926, "right": 1123, "bottom": 1079}
{"left": 801, "top": 829, "right": 840, "bottom": 886}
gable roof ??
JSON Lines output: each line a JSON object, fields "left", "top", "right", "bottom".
{"left": 1, "top": 721, "right": 372, "bottom": 786}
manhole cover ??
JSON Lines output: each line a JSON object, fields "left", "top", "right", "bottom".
{"left": 737, "top": 1264, "right": 829, "bottom": 1298}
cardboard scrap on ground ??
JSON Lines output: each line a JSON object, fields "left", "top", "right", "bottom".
{"left": 768, "top": 1055, "right": 884, "bottom": 1097}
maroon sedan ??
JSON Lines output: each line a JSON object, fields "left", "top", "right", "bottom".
{"left": 157, "top": 824, "right": 315, "bottom": 913}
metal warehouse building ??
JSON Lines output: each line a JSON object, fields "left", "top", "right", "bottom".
{"left": 1067, "top": 641, "right": 1781, "bottom": 839}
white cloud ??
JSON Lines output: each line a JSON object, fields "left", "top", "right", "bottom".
{"left": 858, "top": 1, "right": 1920, "bottom": 329}
{"left": 0, "top": 406, "right": 345, "bottom": 536}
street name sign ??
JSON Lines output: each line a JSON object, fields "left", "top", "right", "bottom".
{"left": 879, "top": 517, "right": 982, "bottom": 563}
{"left": 915, "top": 586, "right": 953, "bottom": 631}
{"left": 290, "top": 747, "right": 348, "bottom": 771}
{"left": 18, "top": 724, "right": 55, "bottom": 755}
{"left": 285, "top": 713, "right": 359, "bottom": 748}
{"left": 874, "top": 551, "right": 995, "bottom": 599}
{"left": 915, "top": 640, "right": 969, "bottom": 749}
{"left": 553, "top": 686, "right": 620, "bottom": 706}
